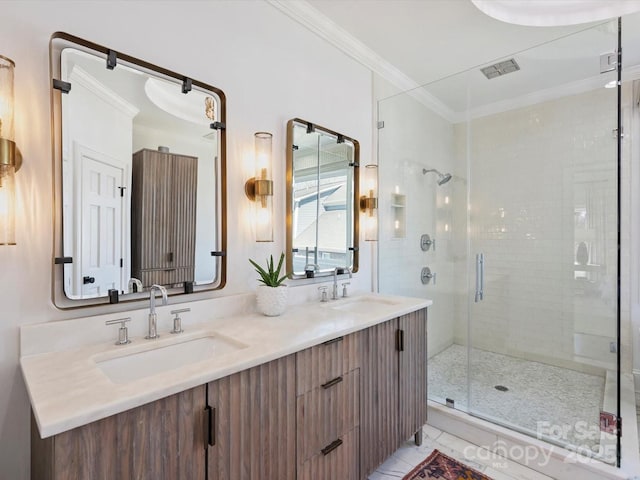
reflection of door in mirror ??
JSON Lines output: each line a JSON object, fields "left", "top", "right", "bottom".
{"left": 287, "top": 119, "right": 359, "bottom": 279}
{"left": 131, "top": 148, "right": 197, "bottom": 288}
{"left": 77, "top": 147, "right": 126, "bottom": 298}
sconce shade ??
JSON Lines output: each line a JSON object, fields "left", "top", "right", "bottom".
{"left": 247, "top": 132, "right": 274, "bottom": 242}
{"left": 0, "top": 55, "right": 16, "bottom": 245}
{"left": 361, "top": 164, "right": 378, "bottom": 242}
{"left": 0, "top": 55, "right": 15, "bottom": 142}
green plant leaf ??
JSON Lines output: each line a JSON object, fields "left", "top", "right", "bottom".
{"left": 249, "top": 252, "right": 286, "bottom": 287}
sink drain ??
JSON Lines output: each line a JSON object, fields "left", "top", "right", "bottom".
{"left": 494, "top": 385, "right": 509, "bottom": 392}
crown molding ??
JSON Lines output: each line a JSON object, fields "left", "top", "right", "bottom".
{"left": 69, "top": 66, "right": 140, "bottom": 119}
{"left": 269, "top": 0, "right": 640, "bottom": 123}
{"left": 454, "top": 63, "right": 640, "bottom": 123}
{"left": 267, "top": 0, "right": 456, "bottom": 122}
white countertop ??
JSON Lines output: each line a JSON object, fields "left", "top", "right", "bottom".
{"left": 21, "top": 293, "right": 431, "bottom": 439}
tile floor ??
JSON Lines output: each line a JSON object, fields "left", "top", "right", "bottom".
{"left": 369, "top": 424, "right": 552, "bottom": 480}
{"left": 428, "top": 344, "right": 605, "bottom": 454}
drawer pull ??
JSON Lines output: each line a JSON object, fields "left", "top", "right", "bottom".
{"left": 205, "top": 406, "right": 216, "bottom": 446}
{"left": 322, "top": 336, "right": 344, "bottom": 346}
{"left": 321, "top": 438, "right": 343, "bottom": 456}
{"left": 321, "top": 376, "right": 343, "bottom": 389}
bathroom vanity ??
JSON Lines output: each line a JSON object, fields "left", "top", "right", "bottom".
{"left": 22, "top": 294, "right": 430, "bottom": 480}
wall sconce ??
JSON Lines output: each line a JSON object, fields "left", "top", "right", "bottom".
{"left": 245, "top": 132, "right": 274, "bottom": 242}
{"left": 360, "top": 164, "right": 378, "bottom": 241}
{"left": 0, "top": 55, "right": 20, "bottom": 246}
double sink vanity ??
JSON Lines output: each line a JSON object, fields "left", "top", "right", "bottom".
{"left": 23, "top": 294, "right": 431, "bottom": 479}
{"left": 26, "top": 31, "right": 432, "bottom": 480}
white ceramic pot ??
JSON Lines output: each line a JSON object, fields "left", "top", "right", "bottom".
{"left": 256, "top": 285, "right": 288, "bottom": 316}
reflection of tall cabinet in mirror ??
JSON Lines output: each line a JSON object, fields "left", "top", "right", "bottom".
{"left": 131, "top": 148, "right": 197, "bottom": 288}
{"left": 50, "top": 32, "right": 226, "bottom": 308}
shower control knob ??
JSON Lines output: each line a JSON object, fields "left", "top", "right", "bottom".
{"left": 420, "top": 234, "right": 435, "bottom": 252}
{"left": 421, "top": 267, "right": 436, "bottom": 285}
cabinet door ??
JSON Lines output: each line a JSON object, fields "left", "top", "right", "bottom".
{"left": 207, "top": 355, "right": 297, "bottom": 480}
{"left": 358, "top": 319, "right": 399, "bottom": 478}
{"left": 131, "top": 149, "right": 173, "bottom": 281}
{"left": 398, "top": 308, "right": 428, "bottom": 443}
{"left": 32, "top": 386, "right": 207, "bottom": 480}
{"left": 169, "top": 154, "right": 197, "bottom": 279}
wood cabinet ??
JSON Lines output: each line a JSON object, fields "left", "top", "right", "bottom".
{"left": 131, "top": 148, "right": 198, "bottom": 288}
{"left": 207, "top": 355, "right": 297, "bottom": 480}
{"left": 31, "top": 386, "right": 206, "bottom": 480}
{"left": 30, "top": 308, "right": 428, "bottom": 480}
{"left": 360, "top": 308, "right": 428, "bottom": 478}
{"left": 296, "top": 335, "right": 360, "bottom": 479}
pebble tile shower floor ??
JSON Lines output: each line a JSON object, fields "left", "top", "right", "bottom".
{"left": 428, "top": 344, "right": 605, "bottom": 455}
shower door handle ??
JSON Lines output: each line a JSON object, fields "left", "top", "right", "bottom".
{"left": 475, "top": 253, "right": 484, "bottom": 302}
{"left": 479, "top": 253, "right": 484, "bottom": 301}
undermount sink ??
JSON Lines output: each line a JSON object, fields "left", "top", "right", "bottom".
{"left": 328, "top": 295, "right": 401, "bottom": 314}
{"left": 95, "top": 334, "right": 247, "bottom": 384}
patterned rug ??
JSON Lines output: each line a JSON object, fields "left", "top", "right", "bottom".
{"left": 402, "top": 449, "right": 492, "bottom": 480}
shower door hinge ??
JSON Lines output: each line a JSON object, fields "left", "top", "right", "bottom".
{"left": 600, "top": 411, "right": 619, "bottom": 435}
{"left": 610, "top": 341, "right": 617, "bottom": 353}
{"left": 612, "top": 127, "right": 624, "bottom": 138}
{"left": 377, "top": 121, "right": 385, "bottom": 129}
{"left": 600, "top": 52, "right": 618, "bottom": 74}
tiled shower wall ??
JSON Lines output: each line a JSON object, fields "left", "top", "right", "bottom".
{"left": 377, "top": 92, "right": 458, "bottom": 358}
{"left": 454, "top": 88, "right": 619, "bottom": 373}
{"left": 379, "top": 86, "right": 628, "bottom": 374}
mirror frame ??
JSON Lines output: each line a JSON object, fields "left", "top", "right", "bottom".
{"left": 286, "top": 118, "right": 359, "bottom": 280}
{"left": 50, "top": 32, "right": 227, "bottom": 309}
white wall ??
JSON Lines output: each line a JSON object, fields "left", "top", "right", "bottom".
{"left": 0, "top": 1, "right": 373, "bottom": 478}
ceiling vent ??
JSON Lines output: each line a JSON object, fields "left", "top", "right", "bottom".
{"left": 480, "top": 58, "right": 520, "bottom": 79}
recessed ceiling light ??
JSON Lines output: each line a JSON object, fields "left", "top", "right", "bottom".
{"left": 470, "top": 0, "right": 640, "bottom": 26}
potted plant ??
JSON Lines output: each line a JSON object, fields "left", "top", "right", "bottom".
{"left": 249, "top": 252, "right": 288, "bottom": 316}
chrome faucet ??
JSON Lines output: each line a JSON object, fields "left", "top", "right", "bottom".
{"left": 146, "top": 284, "right": 167, "bottom": 339}
{"left": 332, "top": 267, "right": 353, "bottom": 300}
{"left": 332, "top": 268, "right": 340, "bottom": 300}
{"left": 128, "top": 277, "right": 143, "bottom": 293}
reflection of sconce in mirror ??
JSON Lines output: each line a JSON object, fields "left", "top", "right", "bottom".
{"left": 360, "top": 164, "right": 378, "bottom": 241}
{"left": 245, "top": 132, "right": 274, "bottom": 242}
{"left": 0, "top": 55, "right": 20, "bottom": 246}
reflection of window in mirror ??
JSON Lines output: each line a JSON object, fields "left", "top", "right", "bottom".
{"left": 286, "top": 119, "right": 359, "bottom": 279}
{"left": 51, "top": 33, "right": 226, "bottom": 307}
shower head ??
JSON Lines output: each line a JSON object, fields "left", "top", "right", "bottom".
{"left": 422, "top": 168, "right": 452, "bottom": 186}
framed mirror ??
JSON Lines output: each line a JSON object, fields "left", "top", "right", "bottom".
{"left": 286, "top": 118, "right": 359, "bottom": 279}
{"left": 50, "top": 33, "right": 226, "bottom": 308}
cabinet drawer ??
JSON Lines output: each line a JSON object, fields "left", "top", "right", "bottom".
{"left": 297, "top": 369, "right": 359, "bottom": 464}
{"left": 296, "top": 333, "right": 360, "bottom": 395}
{"left": 298, "top": 427, "right": 359, "bottom": 480}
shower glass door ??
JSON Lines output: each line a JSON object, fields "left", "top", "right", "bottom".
{"left": 465, "top": 19, "right": 620, "bottom": 464}
{"left": 377, "top": 16, "right": 623, "bottom": 466}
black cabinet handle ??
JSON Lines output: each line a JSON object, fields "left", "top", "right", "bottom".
{"left": 83, "top": 276, "right": 95, "bottom": 284}
{"left": 321, "top": 438, "right": 343, "bottom": 456}
{"left": 322, "top": 336, "right": 344, "bottom": 346}
{"left": 321, "top": 376, "right": 343, "bottom": 390}
{"left": 396, "top": 329, "right": 405, "bottom": 352}
{"left": 205, "top": 406, "right": 215, "bottom": 446}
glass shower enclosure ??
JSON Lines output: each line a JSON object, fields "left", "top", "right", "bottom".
{"left": 378, "top": 18, "right": 622, "bottom": 465}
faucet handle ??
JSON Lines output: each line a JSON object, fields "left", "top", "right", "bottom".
{"left": 341, "top": 282, "right": 350, "bottom": 298}
{"left": 318, "top": 286, "right": 329, "bottom": 303}
{"left": 105, "top": 317, "right": 131, "bottom": 345}
{"left": 170, "top": 308, "right": 190, "bottom": 334}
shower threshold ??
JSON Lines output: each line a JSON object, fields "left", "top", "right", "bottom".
{"left": 427, "top": 371, "right": 639, "bottom": 480}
